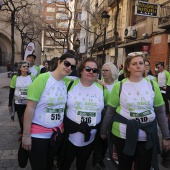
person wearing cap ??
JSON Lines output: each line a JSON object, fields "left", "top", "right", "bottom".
{"left": 26, "top": 54, "right": 40, "bottom": 77}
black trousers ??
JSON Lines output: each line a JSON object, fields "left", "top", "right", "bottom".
{"left": 61, "top": 140, "right": 94, "bottom": 170}
{"left": 27, "top": 136, "right": 63, "bottom": 170}
{"left": 15, "top": 104, "right": 26, "bottom": 133}
{"left": 162, "top": 93, "right": 169, "bottom": 115}
{"left": 113, "top": 135, "right": 152, "bottom": 170}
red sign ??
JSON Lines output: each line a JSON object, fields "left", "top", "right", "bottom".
{"left": 142, "top": 45, "right": 149, "bottom": 52}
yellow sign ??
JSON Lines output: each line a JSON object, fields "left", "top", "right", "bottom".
{"left": 135, "top": 1, "right": 159, "bottom": 18}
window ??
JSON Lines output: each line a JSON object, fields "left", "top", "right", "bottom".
{"left": 78, "top": 12, "right": 81, "bottom": 20}
{"left": 57, "top": 8, "right": 66, "bottom": 12}
{"left": 46, "top": 0, "right": 54, "bottom": 3}
{"left": 46, "top": 32, "right": 54, "bottom": 37}
{"left": 46, "top": 7, "right": 55, "bottom": 12}
{"left": 56, "top": 13, "right": 68, "bottom": 20}
{"left": 45, "top": 40, "right": 54, "bottom": 45}
{"left": 46, "top": 16, "right": 55, "bottom": 20}
{"left": 57, "top": 22, "right": 68, "bottom": 28}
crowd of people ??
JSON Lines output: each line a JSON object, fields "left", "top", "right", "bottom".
{"left": 8, "top": 51, "right": 170, "bottom": 170}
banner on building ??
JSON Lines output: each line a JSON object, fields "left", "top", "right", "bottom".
{"left": 135, "top": 1, "right": 159, "bottom": 18}
{"left": 24, "top": 42, "right": 35, "bottom": 61}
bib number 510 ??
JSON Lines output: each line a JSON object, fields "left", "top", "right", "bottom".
{"left": 81, "top": 117, "right": 91, "bottom": 123}
{"left": 135, "top": 116, "right": 148, "bottom": 123}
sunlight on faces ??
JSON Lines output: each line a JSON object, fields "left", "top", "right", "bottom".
{"left": 81, "top": 61, "right": 98, "bottom": 82}
{"left": 127, "top": 56, "right": 145, "bottom": 78}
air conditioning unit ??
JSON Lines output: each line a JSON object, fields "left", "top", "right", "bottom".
{"left": 124, "top": 26, "right": 137, "bottom": 39}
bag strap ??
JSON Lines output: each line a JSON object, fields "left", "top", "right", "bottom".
{"left": 67, "top": 80, "right": 74, "bottom": 92}
{"left": 119, "top": 81, "right": 122, "bottom": 97}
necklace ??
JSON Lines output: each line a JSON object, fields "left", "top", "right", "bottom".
{"left": 129, "top": 79, "right": 143, "bottom": 95}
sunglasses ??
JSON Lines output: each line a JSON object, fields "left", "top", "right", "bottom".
{"left": 63, "top": 60, "right": 76, "bottom": 70}
{"left": 128, "top": 52, "right": 143, "bottom": 57}
{"left": 102, "top": 69, "right": 109, "bottom": 72}
{"left": 22, "top": 65, "right": 29, "bottom": 68}
{"left": 85, "top": 66, "right": 98, "bottom": 74}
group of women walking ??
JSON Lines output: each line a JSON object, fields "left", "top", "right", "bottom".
{"left": 8, "top": 51, "right": 170, "bottom": 170}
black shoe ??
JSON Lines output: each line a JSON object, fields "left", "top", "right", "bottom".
{"left": 95, "top": 161, "right": 105, "bottom": 168}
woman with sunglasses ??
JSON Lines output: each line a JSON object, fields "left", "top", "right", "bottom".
{"left": 21, "top": 53, "right": 76, "bottom": 170}
{"left": 60, "top": 58, "right": 109, "bottom": 170}
{"left": 8, "top": 61, "right": 35, "bottom": 141}
{"left": 100, "top": 52, "right": 170, "bottom": 170}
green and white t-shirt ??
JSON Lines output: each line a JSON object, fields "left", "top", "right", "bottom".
{"left": 158, "top": 70, "right": 169, "bottom": 93}
{"left": 27, "top": 72, "right": 67, "bottom": 138}
{"left": 109, "top": 78, "right": 164, "bottom": 141}
{"left": 10, "top": 75, "right": 35, "bottom": 104}
{"left": 29, "top": 65, "right": 40, "bottom": 77}
{"left": 66, "top": 79, "right": 109, "bottom": 146}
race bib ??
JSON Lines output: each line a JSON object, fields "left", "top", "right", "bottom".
{"left": 76, "top": 111, "right": 96, "bottom": 126}
{"left": 130, "top": 110, "right": 152, "bottom": 123}
{"left": 19, "top": 88, "right": 27, "bottom": 97}
{"left": 45, "top": 108, "right": 64, "bottom": 124}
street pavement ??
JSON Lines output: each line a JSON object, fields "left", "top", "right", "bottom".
{"left": 0, "top": 72, "right": 169, "bottom": 170}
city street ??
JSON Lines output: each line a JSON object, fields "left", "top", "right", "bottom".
{"left": 0, "top": 72, "right": 169, "bottom": 170}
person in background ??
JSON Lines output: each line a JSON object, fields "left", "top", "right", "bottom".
{"left": 60, "top": 58, "right": 109, "bottom": 170}
{"left": 157, "top": 62, "right": 170, "bottom": 116}
{"left": 8, "top": 61, "right": 35, "bottom": 141}
{"left": 144, "top": 60, "right": 157, "bottom": 81}
{"left": 26, "top": 54, "right": 40, "bottom": 77}
{"left": 40, "top": 60, "right": 49, "bottom": 74}
{"left": 93, "top": 62, "right": 118, "bottom": 168}
{"left": 22, "top": 53, "right": 77, "bottom": 170}
{"left": 118, "top": 64, "right": 123, "bottom": 76}
{"left": 101, "top": 52, "right": 170, "bottom": 170}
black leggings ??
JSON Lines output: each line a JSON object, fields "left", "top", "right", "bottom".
{"left": 61, "top": 140, "right": 94, "bottom": 170}
{"left": 113, "top": 135, "right": 152, "bottom": 170}
{"left": 15, "top": 104, "right": 26, "bottom": 133}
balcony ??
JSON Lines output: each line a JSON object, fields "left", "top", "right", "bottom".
{"left": 108, "top": 0, "right": 116, "bottom": 7}
{"left": 158, "top": 1, "right": 170, "bottom": 29}
{"left": 98, "top": 1, "right": 108, "bottom": 14}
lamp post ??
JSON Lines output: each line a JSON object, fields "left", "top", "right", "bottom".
{"left": 101, "top": 11, "right": 110, "bottom": 65}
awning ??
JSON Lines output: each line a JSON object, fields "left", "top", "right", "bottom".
{"left": 118, "top": 39, "right": 152, "bottom": 48}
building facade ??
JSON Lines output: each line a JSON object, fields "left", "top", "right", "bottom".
{"left": 79, "top": 0, "right": 170, "bottom": 73}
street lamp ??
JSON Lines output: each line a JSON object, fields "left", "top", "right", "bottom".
{"left": 101, "top": 11, "right": 110, "bottom": 64}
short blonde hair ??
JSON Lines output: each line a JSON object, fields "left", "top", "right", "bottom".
{"left": 102, "top": 62, "right": 118, "bottom": 80}
{"left": 124, "top": 52, "right": 146, "bottom": 78}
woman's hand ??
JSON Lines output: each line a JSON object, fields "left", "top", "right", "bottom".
{"left": 22, "top": 136, "right": 32, "bottom": 151}
{"left": 162, "top": 139, "right": 170, "bottom": 151}
{"left": 8, "top": 106, "right": 13, "bottom": 112}
{"left": 96, "top": 79, "right": 107, "bottom": 89}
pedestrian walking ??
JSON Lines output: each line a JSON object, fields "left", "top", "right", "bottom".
{"left": 100, "top": 52, "right": 170, "bottom": 170}
{"left": 60, "top": 58, "right": 110, "bottom": 170}
{"left": 21, "top": 53, "right": 77, "bottom": 170}
{"left": 8, "top": 61, "right": 35, "bottom": 141}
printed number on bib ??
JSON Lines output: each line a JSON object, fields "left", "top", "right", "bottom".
{"left": 19, "top": 88, "right": 27, "bottom": 97}
{"left": 45, "top": 108, "right": 64, "bottom": 124}
{"left": 130, "top": 110, "right": 152, "bottom": 123}
{"left": 77, "top": 111, "right": 96, "bottom": 126}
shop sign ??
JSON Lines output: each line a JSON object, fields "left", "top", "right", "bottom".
{"left": 168, "top": 34, "right": 170, "bottom": 43}
{"left": 135, "top": 1, "right": 159, "bottom": 18}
